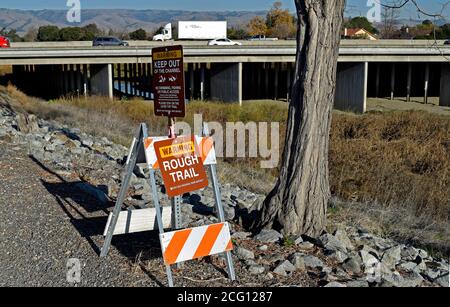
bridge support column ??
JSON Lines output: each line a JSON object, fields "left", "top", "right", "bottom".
{"left": 200, "top": 63, "right": 205, "bottom": 101}
{"left": 424, "top": 63, "right": 430, "bottom": 104}
{"left": 210, "top": 62, "right": 242, "bottom": 105}
{"left": 335, "top": 62, "right": 368, "bottom": 113}
{"left": 440, "top": 63, "right": 450, "bottom": 107}
{"left": 406, "top": 63, "right": 412, "bottom": 102}
{"left": 90, "top": 64, "right": 113, "bottom": 99}
{"left": 390, "top": 64, "right": 396, "bottom": 100}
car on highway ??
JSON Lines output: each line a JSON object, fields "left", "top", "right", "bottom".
{"left": 207, "top": 38, "right": 242, "bottom": 46}
{"left": 444, "top": 40, "right": 450, "bottom": 45}
{"left": 0, "top": 36, "right": 11, "bottom": 48}
{"left": 93, "top": 37, "right": 129, "bottom": 47}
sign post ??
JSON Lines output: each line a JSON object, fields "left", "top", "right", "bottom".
{"left": 152, "top": 45, "right": 186, "bottom": 234}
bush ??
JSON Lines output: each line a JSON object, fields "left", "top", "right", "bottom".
{"left": 37, "top": 25, "right": 60, "bottom": 41}
{"left": 129, "top": 28, "right": 147, "bottom": 40}
{"left": 59, "top": 27, "right": 85, "bottom": 41}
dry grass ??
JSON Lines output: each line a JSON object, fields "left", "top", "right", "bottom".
{"left": 3, "top": 84, "right": 449, "bottom": 253}
{"left": 0, "top": 65, "right": 12, "bottom": 76}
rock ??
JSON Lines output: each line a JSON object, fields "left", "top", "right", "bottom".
{"left": 360, "top": 248, "right": 379, "bottom": 267}
{"left": 133, "top": 164, "right": 147, "bottom": 178}
{"left": 381, "top": 246, "right": 402, "bottom": 269}
{"left": 258, "top": 245, "right": 269, "bottom": 252}
{"left": 223, "top": 204, "right": 235, "bottom": 221}
{"left": 424, "top": 268, "right": 442, "bottom": 281}
{"left": 380, "top": 271, "right": 405, "bottom": 287}
{"left": 76, "top": 182, "right": 109, "bottom": 204}
{"left": 297, "top": 242, "right": 315, "bottom": 250}
{"left": 288, "top": 253, "right": 306, "bottom": 271}
{"left": 360, "top": 249, "right": 380, "bottom": 281}
{"left": 273, "top": 260, "right": 296, "bottom": 276}
{"left": 345, "top": 280, "right": 369, "bottom": 288}
{"left": 264, "top": 254, "right": 285, "bottom": 264}
{"left": 417, "top": 249, "right": 429, "bottom": 260}
{"left": 324, "top": 282, "right": 346, "bottom": 288}
{"left": 318, "top": 233, "right": 348, "bottom": 253}
{"left": 294, "top": 236, "right": 303, "bottom": 245}
{"left": 327, "top": 250, "right": 348, "bottom": 263}
{"left": 303, "top": 255, "right": 325, "bottom": 270}
{"left": 265, "top": 273, "right": 274, "bottom": 280}
{"left": 234, "top": 247, "right": 255, "bottom": 260}
{"left": 342, "top": 256, "right": 362, "bottom": 275}
{"left": 434, "top": 273, "right": 449, "bottom": 287}
{"left": 231, "top": 232, "right": 252, "bottom": 240}
{"left": 254, "top": 229, "right": 283, "bottom": 243}
{"left": 334, "top": 229, "right": 355, "bottom": 251}
{"left": 401, "top": 272, "right": 424, "bottom": 287}
{"left": 248, "top": 265, "right": 265, "bottom": 275}
{"left": 16, "top": 114, "right": 39, "bottom": 133}
{"left": 399, "top": 261, "right": 426, "bottom": 273}
{"left": 401, "top": 246, "right": 419, "bottom": 261}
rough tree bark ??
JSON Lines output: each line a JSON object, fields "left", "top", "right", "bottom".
{"left": 254, "top": 0, "right": 346, "bottom": 237}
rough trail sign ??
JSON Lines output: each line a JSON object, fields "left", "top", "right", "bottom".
{"left": 154, "top": 135, "right": 209, "bottom": 197}
{"left": 152, "top": 45, "right": 186, "bottom": 118}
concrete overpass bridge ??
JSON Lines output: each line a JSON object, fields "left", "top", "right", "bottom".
{"left": 1, "top": 40, "right": 449, "bottom": 112}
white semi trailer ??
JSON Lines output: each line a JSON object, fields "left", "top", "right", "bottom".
{"left": 153, "top": 21, "right": 228, "bottom": 41}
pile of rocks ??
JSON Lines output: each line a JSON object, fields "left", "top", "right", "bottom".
{"left": 232, "top": 227, "right": 449, "bottom": 287}
{"left": 1, "top": 101, "right": 448, "bottom": 287}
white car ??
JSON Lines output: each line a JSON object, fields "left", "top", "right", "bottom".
{"left": 208, "top": 38, "right": 242, "bottom": 46}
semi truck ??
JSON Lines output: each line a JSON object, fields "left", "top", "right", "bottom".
{"left": 153, "top": 21, "right": 228, "bottom": 41}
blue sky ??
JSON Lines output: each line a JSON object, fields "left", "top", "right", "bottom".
{"left": 1, "top": 0, "right": 449, "bottom": 19}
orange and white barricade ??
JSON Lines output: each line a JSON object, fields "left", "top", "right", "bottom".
{"left": 161, "top": 222, "right": 233, "bottom": 265}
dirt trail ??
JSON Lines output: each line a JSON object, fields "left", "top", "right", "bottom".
{"left": 0, "top": 140, "right": 164, "bottom": 287}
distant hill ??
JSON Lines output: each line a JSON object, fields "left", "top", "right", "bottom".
{"left": 0, "top": 8, "right": 267, "bottom": 35}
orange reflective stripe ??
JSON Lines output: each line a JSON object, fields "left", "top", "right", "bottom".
{"left": 193, "top": 223, "right": 224, "bottom": 259}
{"left": 163, "top": 228, "right": 192, "bottom": 265}
{"left": 200, "top": 137, "right": 214, "bottom": 162}
{"left": 144, "top": 138, "right": 153, "bottom": 149}
{"left": 226, "top": 239, "right": 233, "bottom": 251}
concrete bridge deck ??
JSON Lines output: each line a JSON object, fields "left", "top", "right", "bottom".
{"left": 2, "top": 40, "right": 450, "bottom": 112}
{"left": 1, "top": 43, "right": 450, "bottom": 65}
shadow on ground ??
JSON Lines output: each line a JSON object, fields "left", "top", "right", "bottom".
{"left": 30, "top": 155, "right": 163, "bottom": 263}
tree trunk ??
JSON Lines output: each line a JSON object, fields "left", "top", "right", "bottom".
{"left": 254, "top": 0, "right": 346, "bottom": 237}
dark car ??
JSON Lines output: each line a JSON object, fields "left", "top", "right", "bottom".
{"left": 93, "top": 37, "right": 129, "bottom": 47}
{"left": 444, "top": 40, "right": 450, "bottom": 45}
{"left": 0, "top": 36, "right": 10, "bottom": 48}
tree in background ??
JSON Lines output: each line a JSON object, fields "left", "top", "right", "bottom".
{"left": 82, "top": 24, "right": 103, "bottom": 40}
{"left": 247, "top": 16, "right": 268, "bottom": 36}
{"left": 265, "top": 1, "right": 296, "bottom": 39}
{"left": 37, "top": 25, "right": 60, "bottom": 42}
{"left": 344, "top": 16, "right": 378, "bottom": 34}
{"left": 380, "top": 5, "right": 400, "bottom": 39}
{"left": 0, "top": 28, "right": 23, "bottom": 42}
{"left": 436, "top": 24, "right": 450, "bottom": 39}
{"left": 23, "top": 27, "right": 38, "bottom": 42}
{"left": 59, "top": 27, "right": 85, "bottom": 41}
{"left": 129, "top": 28, "right": 147, "bottom": 40}
{"left": 228, "top": 26, "right": 249, "bottom": 39}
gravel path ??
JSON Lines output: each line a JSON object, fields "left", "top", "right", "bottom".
{"left": 0, "top": 140, "right": 165, "bottom": 287}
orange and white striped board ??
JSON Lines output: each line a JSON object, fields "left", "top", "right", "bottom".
{"left": 144, "top": 136, "right": 216, "bottom": 170}
{"left": 160, "top": 222, "right": 233, "bottom": 266}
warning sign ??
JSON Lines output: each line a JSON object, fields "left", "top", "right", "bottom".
{"left": 154, "top": 135, "right": 208, "bottom": 197}
{"left": 152, "top": 45, "right": 185, "bottom": 118}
